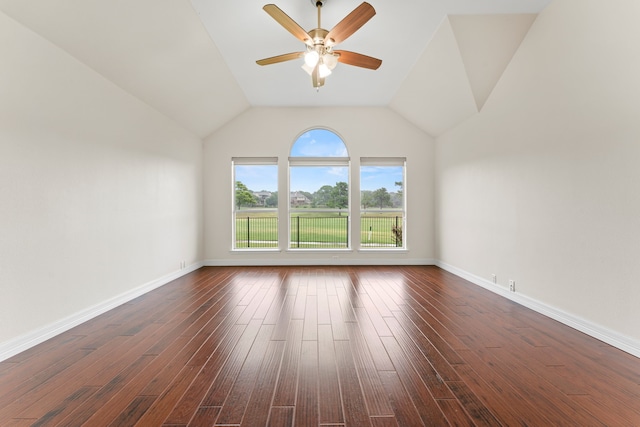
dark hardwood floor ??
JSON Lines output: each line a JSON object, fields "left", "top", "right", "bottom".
{"left": 0, "top": 266, "right": 638, "bottom": 426}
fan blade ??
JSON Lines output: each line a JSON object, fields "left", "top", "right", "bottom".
{"left": 324, "top": 2, "right": 376, "bottom": 47}
{"left": 256, "top": 52, "right": 304, "bottom": 66}
{"left": 334, "top": 50, "right": 382, "bottom": 70}
{"left": 263, "top": 4, "right": 313, "bottom": 46}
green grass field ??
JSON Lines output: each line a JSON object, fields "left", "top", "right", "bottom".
{"left": 234, "top": 212, "right": 402, "bottom": 248}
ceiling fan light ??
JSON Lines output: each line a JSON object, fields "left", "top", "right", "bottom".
{"left": 304, "top": 50, "right": 319, "bottom": 67}
{"left": 318, "top": 63, "right": 332, "bottom": 78}
{"left": 257, "top": 1, "right": 381, "bottom": 89}
{"left": 323, "top": 53, "right": 338, "bottom": 70}
{"left": 301, "top": 63, "right": 314, "bottom": 75}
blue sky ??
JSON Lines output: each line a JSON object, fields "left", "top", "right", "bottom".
{"left": 360, "top": 166, "right": 403, "bottom": 192}
{"left": 236, "top": 165, "right": 403, "bottom": 193}
{"left": 291, "top": 129, "right": 348, "bottom": 157}
{"left": 291, "top": 166, "right": 402, "bottom": 193}
{"left": 235, "top": 129, "right": 403, "bottom": 193}
{"left": 235, "top": 165, "right": 278, "bottom": 192}
{"left": 290, "top": 166, "right": 348, "bottom": 193}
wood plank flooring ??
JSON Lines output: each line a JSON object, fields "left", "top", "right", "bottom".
{"left": 0, "top": 265, "right": 639, "bottom": 426}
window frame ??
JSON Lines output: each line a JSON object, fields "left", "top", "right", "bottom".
{"left": 359, "top": 157, "right": 407, "bottom": 250}
{"left": 288, "top": 129, "right": 351, "bottom": 251}
{"left": 231, "top": 157, "right": 279, "bottom": 251}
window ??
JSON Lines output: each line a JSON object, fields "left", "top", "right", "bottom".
{"left": 232, "top": 158, "right": 278, "bottom": 249}
{"left": 289, "top": 129, "right": 350, "bottom": 249}
{"left": 360, "top": 157, "right": 406, "bottom": 249}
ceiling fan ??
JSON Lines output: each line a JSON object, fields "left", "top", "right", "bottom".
{"left": 256, "top": 0, "right": 382, "bottom": 89}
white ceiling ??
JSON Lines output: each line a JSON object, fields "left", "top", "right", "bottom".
{"left": 192, "top": 0, "right": 551, "bottom": 107}
{"left": 0, "top": 0, "right": 551, "bottom": 138}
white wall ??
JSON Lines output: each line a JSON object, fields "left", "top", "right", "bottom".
{"left": 204, "top": 107, "right": 435, "bottom": 265}
{"left": 436, "top": 0, "right": 640, "bottom": 350}
{"left": 0, "top": 12, "right": 203, "bottom": 356}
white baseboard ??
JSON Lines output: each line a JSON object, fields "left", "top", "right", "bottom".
{"left": 436, "top": 261, "right": 640, "bottom": 359}
{"left": 0, "top": 261, "right": 204, "bottom": 362}
{"left": 204, "top": 258, "right": 436, "bottom": 266}
{"left": 5, "top": 260, "right": 636, "bottom": 362}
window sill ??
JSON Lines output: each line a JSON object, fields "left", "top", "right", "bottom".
{"left": 286, "top": 248, "right": 353, "bottom": 253}
{"left": 231, "top": 248, "right": 282, "bottom": 253}
{"left": 358, "top": 248, "right": 408, "bottom": 253}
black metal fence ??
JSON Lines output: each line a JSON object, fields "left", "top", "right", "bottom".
{"left": 360, "top": 215, "right": 403, "bottom": 247}
{"left": 234, "top": 216, "right": 278, "bottom": 248}
{"left": 235, "top": 215, "right": 404, "bottom": 249}
{"left": 289, "top": 216, "right": 349, "bottom": 248}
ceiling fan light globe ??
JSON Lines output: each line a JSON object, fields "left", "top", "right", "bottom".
{"left": 301, "top": 63, "right": 314, "bottom": 75}
{"left": 318, "top": 63, "right": 332, "bottom": 78}
{"left": 323, "top": 53, "right": 338, "bottom": 70}
{"left": 304, "top": 50, "right": 319, "bottom": 67}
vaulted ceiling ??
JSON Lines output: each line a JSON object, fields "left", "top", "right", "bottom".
{"left": 0, "top": 0, "right": 551, "bottom": 138}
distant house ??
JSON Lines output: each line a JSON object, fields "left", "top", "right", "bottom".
{"left": 253, "top": 191, "right": 271, "bottom": 206}
{"left": 290, "top": 191, "right": 311, "bottom": 206}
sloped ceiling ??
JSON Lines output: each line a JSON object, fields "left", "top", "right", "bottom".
{"left": 390, "top": 14, "right": 537, "bottom": 136}
{"left": 450, "top": 14, "right": 538, "bottom": 112}
{"left": 0, "top": 0, "right": 550, "bottom": 138}
{"left": 0, "top": 0, "right": 249, "bottom": 138}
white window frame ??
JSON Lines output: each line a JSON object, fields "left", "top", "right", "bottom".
{"left": 288, "top": 156, "right": 351, "bottom": 250}
{"left": 231, "top": 157, "right": 279, "bottom": 251}
{"left": 359, "top": 157, "right": 407, "bottom": 250}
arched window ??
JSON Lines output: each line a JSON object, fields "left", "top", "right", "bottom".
{"left": 289, "top": 129, "right": 350, "bottom": 249}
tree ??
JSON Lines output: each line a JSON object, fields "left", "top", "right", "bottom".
{"left": 313, "top": 185, "right": 334, "bottom": 207}
{"left": 235, "top": 181, "right": 257, "bottom": 209}
{"left": 392, "top": 181, "right": 404, "bottom": 208}
{"left": 361, "top": 190, "right": 374, "bottom": 209}
{"left": 265, "top": 191, "right": 278, "bottom": 207}
{"left": 394, "top": 181, "right": 403, "bottom": 197}
{"left": 328, "top": 182, "right": 349, "bottom": 212}
{"left": 372, "top": 187, "right": 392, "bottom": 209}
{"left": 301, "top": 191, "right": 313, "bottom": 204}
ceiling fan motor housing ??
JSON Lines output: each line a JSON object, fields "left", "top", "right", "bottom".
{"left": 309, "top": 28, "right": 329, "bottom": 44}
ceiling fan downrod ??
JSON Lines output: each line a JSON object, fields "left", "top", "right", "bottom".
{"left": 313, "top": 0, "right": 327, "bottom": 29}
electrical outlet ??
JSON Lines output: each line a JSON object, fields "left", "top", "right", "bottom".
{"left": 509, "top": 280, "right": 516, "bottom": 292}
{"left": 491, "top": 274, "right": 497, "bottom": 284}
